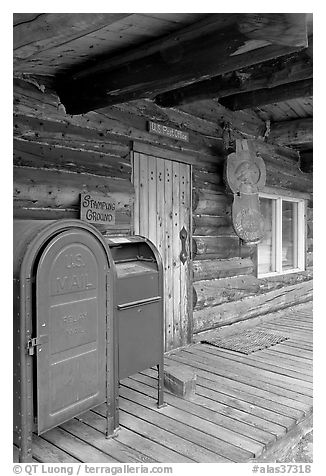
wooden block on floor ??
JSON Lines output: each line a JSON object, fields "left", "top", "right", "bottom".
{"left": 164, "top": 364, "right": 196, "bottom": 399}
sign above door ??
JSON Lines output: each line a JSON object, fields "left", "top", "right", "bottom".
{"left": 148, "top": 121, "right": 189, "bottom": 142}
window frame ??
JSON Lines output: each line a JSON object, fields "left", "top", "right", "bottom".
{"left": 258, "top": 192, "right": 306, "bottom": 278}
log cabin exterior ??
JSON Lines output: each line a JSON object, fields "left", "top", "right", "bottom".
{"left": 13, "top": 13, "right": 313, "bottom": 463}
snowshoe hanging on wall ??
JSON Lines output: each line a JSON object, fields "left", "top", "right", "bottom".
{"left": 225, "top": 139, "right": 266, "bottom": 245}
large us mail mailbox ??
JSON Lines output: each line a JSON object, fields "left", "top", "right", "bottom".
{"left": 13, "top": 219, "right": 119, "bottom": 462}
{"left": 105, "top": 236, "right": 164, "bottom": 407}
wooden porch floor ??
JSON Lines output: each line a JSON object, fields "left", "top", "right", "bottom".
{"left": 14, "top": 301, "right": 313, "bottom": 463}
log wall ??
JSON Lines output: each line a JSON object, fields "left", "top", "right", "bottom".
{"left": 13, "top": 77, "right": 313, "bottom": 337}
{"left": 192, "top": 146, "right": 313, "bottom": 334}
{"left": 13, "top": 78, "right": 134, "bottom": 235}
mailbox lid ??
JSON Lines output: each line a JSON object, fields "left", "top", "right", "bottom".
{"left": 36, "top": 228, "right": 108, "bottom": 434}
{"left": 106, "top": 235, "right": 162, "bottom": 305}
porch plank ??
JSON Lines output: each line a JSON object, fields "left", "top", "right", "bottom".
{"left": 263, "top": 345, "right": 312, "bottom": 361}
{"left": 118, "top": 396, "right": 236, "bottom": 462}
{"left": 94, "top": 403, "right": 221, "bottom": 462}
{"left": 196, "top": 345, "right": 313, "bottom": 381}
{"left": 167, "top": 352, "right": 313, "bottom": 405}
{"left": 128, "top": 372, "right": 285, "bottom": 437}
{"left": 40, "top": 427, "right": 119, "bottom": 463}
{"left": 60, "top": 418, "right": 157, "bottom": 463}
{"left": 258, "top": 348, "right": 312, "bottom": 368}
{"left": 25, "top": 302, "right": 312, "bottom": 463}
{"left": 178, "top": 347, "right": 313, "bottom": 393}
{"left": 32, "top": 434, "right": 81, "bottom": 463}
{"left": 195, "top": 375, "right": 310, "bottom": 418}
{"left": 76, "top": 410, "right": 194, "bottom": 463}
{"left": 142, "top": 366, "right": 310, "bottom": 421}
{"left": 121, "top": 378, "right": 269, "bottom": 458}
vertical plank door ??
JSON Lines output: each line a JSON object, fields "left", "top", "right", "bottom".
{"left": 133, "top": 152, "right": 191, "bottom": 351}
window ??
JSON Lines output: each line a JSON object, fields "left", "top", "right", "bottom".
{"left": 258, "top": 193, "right": 305, "bottom": 277}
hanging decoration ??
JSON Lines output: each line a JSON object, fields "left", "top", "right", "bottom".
{"left": 225, "top": 139, "right": 266, "bottom": 244}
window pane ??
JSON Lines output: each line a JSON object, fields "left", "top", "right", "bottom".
{"left": 258, "top": 198, "right": 276, "bottom": 274}
{"left": 282, "top": 201, "right": 298, "bottom": 270}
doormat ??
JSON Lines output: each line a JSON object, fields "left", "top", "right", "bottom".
{"left": 201, "top": 329, "right": 289, "bottom": 354}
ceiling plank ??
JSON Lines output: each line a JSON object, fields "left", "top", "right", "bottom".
{"left": 155, "top": 47, "right": 312, "bottom": 107}
{"left": 55, "top": 13, "right": 308, "bottom": 114}
{"left": 219, "top": 78, "right": 313, "bottom": 110}
{"left": 14, "top": 13, "right": 132, "bottom": 59}
{"left": 267, "top": 117, "right": 313, "bottom": 147}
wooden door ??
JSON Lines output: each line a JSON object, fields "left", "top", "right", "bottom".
{"left": 133, "top": 152, "right": 192, "bottom": 351}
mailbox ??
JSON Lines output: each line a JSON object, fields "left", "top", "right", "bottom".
{"left": 105, "top": 236, "right": 164, "bottom": 407}
{"left": 13, "top": 219, "right": 119, "bottom": 462}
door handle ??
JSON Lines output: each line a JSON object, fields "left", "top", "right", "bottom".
{"left": 179, "top": 226, "right": 188, "bottom": 265}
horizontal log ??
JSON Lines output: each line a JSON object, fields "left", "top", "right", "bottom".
{"left": 194, "top": 236, "right": 241, "bottom": 259}
{"left": 12, "top": 206, "right": 132, "bottom": 235}
{"left": 265, "top": 164, "right": 313, "bottom": 193}
{"left": 268, "top": 118, "right": 313, "bottom": 147}
{"left": 13, "top": 166, "right": 133, "bottom": 227}
{"left": 115, "top": 99, "right": 225, "bottom": 139}
{"left": 13, "top": 138, "right": 131, "bottom": 179}
{"left": 192, "top": 190, "right": 232, "bottom": 216}
{"left": 180, "top": 99, "right": 265, "bottom": 139}
{"left": 262, "top": 186, "right": 311, "bottom": 201}
{"left": 133, "top": 140, "right": 224, "bottom": 170}
{"left": 193, "top": 280, "right": 313, "bottom": 333}
{"left": 193, "top": 222, "right": 234, "bottom": 237}
{"left": 193, "top": 257, "right": 255, "bottom": 282}
{"left": 192, "top": 169, "right": 225, "bottom": 192}
{"left": 258, "top": 269, "right": 313, "bottom": 293}
{"left": 265, "top": 173, "right": 313, "bottom": 194}
{"left": 193, "top": 242, "right": 256, "bottom": 261}
{"left": 154, "top": 46, "right": 312, "bottom": 107}
{"left": 194, "top": 275, "right": 261, "bottom": 310}
{"left": 14, "top": 84, "right": 225, "bottom": 160}
{"left": 253, "top": 139, "right": 300, "bottom": 168}
{"left": 56, "top": 14, "right": 307, "bottom": 112}
{"left": 193, "top": 214, "right": 232, "bottom": 233}
{"left": 219, "top": 79, "right": 313, "bottom": 110}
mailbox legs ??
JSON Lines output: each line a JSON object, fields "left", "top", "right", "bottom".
{"left": 157, "top": 363, "right": 165, "bottom": 408}
{"left": 18, "top": 278, "right": 34, "bottom": 463}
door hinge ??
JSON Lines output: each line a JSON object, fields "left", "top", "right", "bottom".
{"left": 27, "top": 335, "right": 49, "bottom": 355}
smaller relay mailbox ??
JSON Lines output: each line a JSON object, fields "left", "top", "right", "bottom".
{"left": 105, "top": 236, "right": 164, "bottom": 407}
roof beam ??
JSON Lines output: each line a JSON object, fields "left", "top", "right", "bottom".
{"left": 55, "top": 13, "right": 308, "bottom": 114}
{"left": 219, "top": 78, "right": 313, "bottom": 110}
{"left": 267, "top": 117, "right": 313, "bottom": 147}
{"left": 155, "top": 46, "right": 312, "bottom": 107}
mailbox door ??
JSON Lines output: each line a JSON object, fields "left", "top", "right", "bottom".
{"left": 36, "top": 229, "right": 108, "bottom": 434}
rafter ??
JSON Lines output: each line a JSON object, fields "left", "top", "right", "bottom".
{"left": 155, "top": 46, "right": 312, "bottom": 107}
{"left": 55, "top": 13, "right": 308, "bottom": 114}
{"left": 219, "top": 79, "right": 313, "bottom": 110}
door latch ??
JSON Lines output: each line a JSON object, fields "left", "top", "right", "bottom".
{"left": 179, "top": 226, "right": 188, "bottom": 265}
{"left": 27, "top": 335, "right": 49, "bottom": 355}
